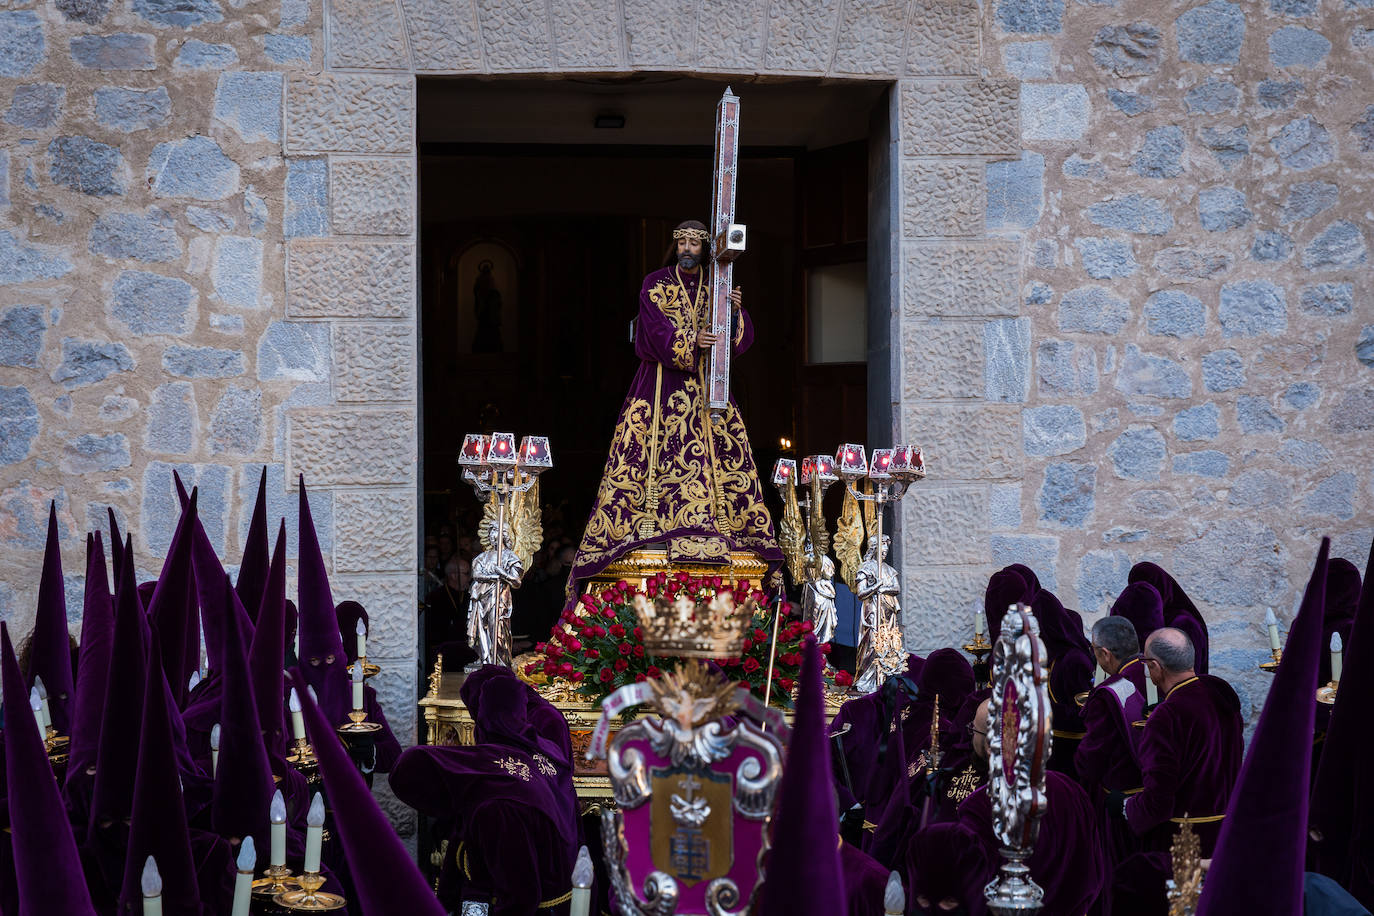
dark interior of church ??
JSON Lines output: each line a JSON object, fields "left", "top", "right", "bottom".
{"left": 417, "top": 76, "right": 885, "bottom": 588}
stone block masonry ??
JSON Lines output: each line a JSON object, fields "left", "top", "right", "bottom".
{"left": 984, "top": 0, "right": 1373, "bottom": 732}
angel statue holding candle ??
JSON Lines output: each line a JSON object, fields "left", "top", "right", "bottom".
{"left": 467, "top": 487, "right": 541, "bottom": 668}
{"left": 853, "top": 535, "right": 902, "bottom": 694}
{"left": 803, "top": 553, "right": 839, "bottom": 645}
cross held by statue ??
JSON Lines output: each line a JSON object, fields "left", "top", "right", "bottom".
{"left": 706, "top": 86, "right": 746, "bottom": 418}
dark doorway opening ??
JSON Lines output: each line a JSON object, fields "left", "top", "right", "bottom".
{"left": 417, "top": 76, "right": 886, "bottom": 657}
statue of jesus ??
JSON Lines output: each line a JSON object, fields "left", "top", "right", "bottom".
{"left": 567, "top": 220, "right": 782, "bottom": 601}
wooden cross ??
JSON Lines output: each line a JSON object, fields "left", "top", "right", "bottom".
{"left": 706, "top": 87, "right": 746, "bottom": 417}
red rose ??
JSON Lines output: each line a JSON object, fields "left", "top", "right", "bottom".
{"left": 646, "top": 666, "right": 661, "bottom": 679}
{"left": 618, "top": 642, "right": 632, "bottom": 656}
{"left": 779, "top": 677, "right": 794, "bottom": 692}
{"left": 754, "top": 629, "right": 767, "bottom": 642}
{"left": 543, "top": 661, "right": 557, "bottom": 675}
{"left": 741, "top": 638, "right": 753, "bottom": 652}
{"left": 584, "top": 648, "right": 599, "bottom": 660}
{"left": 546, "top": 644, "right": 563, "bottom": 660}
{"left": 535, "top": 641, "right": 547, "bottom": 653}
{"left": 523, "top": 662, "right": 538, "bottom": 675}
{"left": 742, "top": 657, "right": 761, "bottom": 673}
{"left": 820, "top": 643, "right": 832, "bottom": 655}
{"left": 559, "top": 662, "right": 573, "bottom": 676}
{"left": 564, "top": 637, "right": 582, "bottom": 652}
{"left": 570, "top": 671, "right": 584, "bottom": 683}
{"left": 601, "top": 589, "right": 616, "bottom": 603}
{"left": 603, "top": 607, "right": 617, "bottom": 620}
{"left": 598, "top": 668, "right": 614, "bottom": 683}
{"left": 609, "top": 623, "right": 626, "bottom": 638}
{"left": 738, "top": 680, "right": 752, "bottom": 689}
{"left": 614, "top": 658, "right": 629, "bottom": 672}
{"left": 561, "top": 608, "right": 576, "bottom": 623}
{"left": 633, "top": 626, "right": 642, "bottom": 640}
{"left": 616, "top": 579, "right": 630, "bottom": 592}
{"left": 674, "top": 571, "right": 689, "bottom": 582}
{"left": 632, "top": 645, "right": 645, "bottom": 658}
{"left": 647, "top": 584, "right": 658, "bottom": 598}
{"left": 800, "top": 620, "right": 813, "bottom": 633}
{"left": 835, "top": 670, "right": 854, "bottom": 687}
{"left": 710, "top": 576, "right": 723, "bottom": 589}
{"left": 634, "top": 673, "right": 647, "bottom": 683}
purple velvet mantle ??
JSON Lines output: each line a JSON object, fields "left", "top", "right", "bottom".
{"left": 567, "top": 264, "right": 782, "bottom": 602}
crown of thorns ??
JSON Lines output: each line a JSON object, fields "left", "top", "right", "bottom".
{"left": 672, "top": 227, "right": 711, "bottom": 242}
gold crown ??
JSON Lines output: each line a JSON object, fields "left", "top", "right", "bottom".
{"left": 632, "top": 591, "right": 755, "bottom": 659}
{"left": 672, "top": 227, "right": 710, "bottom": 242}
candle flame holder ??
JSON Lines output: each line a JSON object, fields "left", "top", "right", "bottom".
{"left": 1259, "top": 647, "right": 1282, "bottom": 673}
{"left": 286, "top": 738, "right": 320, "bottom": 786}
{"left": 347, "top": 658, "right": 380, "bottom": 680}
{"left": 337, "top": 710, "right": 383, "bottom": 735}
{"left": 252, "top": 865, "right": 302, "bottom": 903}
{"left": 1316, "top": 680, "right": 1338, "bottom": 705}
{"left": 276, "top": 871, "right": 345, "bottom": 911}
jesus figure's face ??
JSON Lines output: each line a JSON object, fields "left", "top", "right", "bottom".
{"left": 676, "top": 236, "right": 704, "bottom": 271}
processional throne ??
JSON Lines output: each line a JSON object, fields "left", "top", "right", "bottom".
{"left": 589, "top": 592, "right": 790, "bottom": 916}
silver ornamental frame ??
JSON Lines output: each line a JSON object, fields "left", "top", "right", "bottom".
{"left": 602, "top": 714, "right": 784, "bottom": 916}
{"left": 983, "top": 602, "right": 1052, "bottom": 915}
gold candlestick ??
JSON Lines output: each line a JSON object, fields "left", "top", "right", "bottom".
{"left": 286, "top": 737, "right": 320, "bottom": 786}
{"left": 1259, "top": 647, "right": 1282, "bottom": 672}
{"left": 963, "top": 632, "right": 992, "bottom": 687}
{"left": 275, "top": 871, "right": 345, "bottom": 911}
{"left": 252, "top": 865, "right": 302, "bottom": 903}
{"left": 336, "top": 709, "right": 382, "bottom": 735}
{"left": 347, "top": 658, "right": 380, "bottom": 680}
{"left": 1316, "top": 680, "right": 1338, "bottom": 705}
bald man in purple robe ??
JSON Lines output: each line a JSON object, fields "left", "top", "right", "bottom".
{"left": 1119, "top": 627, "right": 1243, "bottom": 859}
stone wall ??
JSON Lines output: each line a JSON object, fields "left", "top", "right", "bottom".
{"left": 970, "top": 0, "right": 1374, "bottom": 725}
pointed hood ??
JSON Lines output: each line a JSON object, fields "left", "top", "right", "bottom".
{"left": 1128, "top": 561, "right": 1209, "bottom": 674}
{"left": 296, "top": 477, "right": 349, "bottom": 723}
{"left": 185, "top": 482, "right": 253, "bottom": 675}
{"left": 146, "top": 489, "right": 199, "bottom": 708}
{"left": 1031, "top": 588, "right": 1091, "bottom": 660}
{"left": 88, "top": 542, "right": 149, "bottom": 833}
{"left": 29, "top": 502, "right": 74, "bottom": 734}
{"left": 1310, "top": 534, "right": 1374, "bottom": 894}
{"left": 212, "top": 574, "right": 275, "bottom": 842}
{"left": 1109, "top": 581, "right": 1165, "bottom": 649}
{"left": 758, "top": 636, "right": 845, "bottom": 914}
{"left": 119, "top": 626, "right": 202, "bottom": 915}
{"left": 249, "top": 519, "right": 290, "bottom": 760}
{"left": 107, "top": 506, "right": 124, "bottom": 578}
{"left": 1197, "top": 539, "right": 1329, "bottom": 915}
{"left": 2, "top": 623, "right": 98, "bottom": 916}
{"left": 335, "top": 600, "right": 368, "bottom": 665}
{"left": 236, "top": 466, "right": 271, "bottom": 623}
{"left": 68, "top": 532, "right": 116, "bottom": 782}
{"left": 291, "top": 670, "right": 446, "bottom": 916}
{"left": 984, "top": 568, "right": 1031, "bottom": 640}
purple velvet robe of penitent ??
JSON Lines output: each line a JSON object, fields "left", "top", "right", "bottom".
{"left": 1128, "top": 562, "right": 1209, "bottom": 675}
{"left": 1075, "top": 656, "right": 1147, "bottom": 800}
{"left": 566, "top": 264, "right": 782, "bottom": 601}
{"left": 1123, "top": 673, "right": 1243, "bottom": 857}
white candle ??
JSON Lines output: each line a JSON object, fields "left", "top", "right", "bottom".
{"left": 1146, "top": 677, "right": 1158, "bottom": 707}
{"left": 270, "top": 790, "right": 287, "bottom": 868}
{"left": 141, "top": 856, "right": 163, "bottom": 916}
{"left": 33, "top": 676, "right": 51, "bottom": 732}
{"left": 884, "top": 870, "right": 905, "bottom": 916}
{"left": 304, "top": 793, "right": 325, "bottom": 874}
{"left": 1094, "top": 663, "right": 1107, "bottom": 686}
{"left": 1331, "top": 632, "right": 1344, "bottom": 683}
{"left": 355, "top": 618, "right": 367, "bottom": 662}
{"left": 293, "top": 628, "right": 300, "bottom": 663}
{"left": 231, "top": 836, "right": 255, "bottom": 916}
{"left": 1265, "top": 608, "right": 1281, "bottom": 653}
{"left": 289, "top": 689, "right": 305, "bottom": 742}
{"left": 210, "top": 723, "right": 221, "bottom": 777}
{"left": 570, "top": 845, "right": 593, "bottom": 916}
{"left": 351, "top": 660, "right": 364, "bottom": 712}
{"left": 29, "top": 688, "right": 46, "bottom": 741}
{"left": 974, "top": 610, "right": 984, "bottom": 639}
{"left": 188, "top": 670, "right": 201, "bottom": 693}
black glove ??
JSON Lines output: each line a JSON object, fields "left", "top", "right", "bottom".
{"left": 1105, "top": 789, "right": 1129, "bottom": 822}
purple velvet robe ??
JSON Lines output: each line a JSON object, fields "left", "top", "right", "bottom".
{"left": 841, "top": 839, "right": 893, "bottom": 916}
{"left": 567, "top": 264, "right": 782, "bottom": 600}
{"left": 1076, "top": 656, "right": 1147, "bottom": 799}
{"left": 1123, "top": 674, "right": 1242, "bottom": 857}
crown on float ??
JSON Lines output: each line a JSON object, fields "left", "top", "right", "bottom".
{"left": 632, "top": 590, "right": 755, "bottom": 659}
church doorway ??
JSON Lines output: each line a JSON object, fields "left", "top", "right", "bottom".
{"left": 416, "top": 75, "right": 887, "bottom": 652}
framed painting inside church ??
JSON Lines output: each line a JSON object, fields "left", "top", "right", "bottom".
{"left": 452, "top": 239, "right": 520, "bottom": 355}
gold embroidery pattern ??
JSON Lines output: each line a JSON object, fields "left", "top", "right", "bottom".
{"left": 532, "top": 753, "right": 557, "bottom": 777}
{"left": 946, "top": 763, "right": 983, "bottom": 806}
{"left": 493, "top": 756, "right": 531, "bottom": 781}
{"left": 648, "top": 279, "right": 699, "bottom": 371}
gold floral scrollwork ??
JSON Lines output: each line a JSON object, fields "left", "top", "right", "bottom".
{"left": 493, "top": 756, "right": 532, "bottom": 781}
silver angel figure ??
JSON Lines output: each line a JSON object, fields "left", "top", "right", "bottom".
{"left": 853, "top": 536, "right": 901, "bottom": 694}
{"left": 802, "top": 553, "right": 838, "bottom": 646}
{"left": 466, "top": 530, "right": 524, "bottom": 668}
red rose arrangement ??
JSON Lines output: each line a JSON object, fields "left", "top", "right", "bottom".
{"left": 527, "top": 572, "right": 829, "bottom": 707}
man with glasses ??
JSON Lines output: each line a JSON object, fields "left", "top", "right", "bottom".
{"left": 1113, "top": 627, "right": 1243, "bottom": 908}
